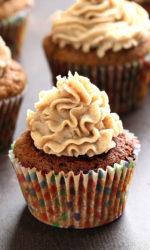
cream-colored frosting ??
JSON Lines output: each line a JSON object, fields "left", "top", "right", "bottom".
{"left": 27, "top": 72, "right": 123, "bottom": 157}
{"left": 51, "top": 0, "right": 150, "bottom": 58}
{"left": 0, "top": 36, "right": 11, "bottom": 75}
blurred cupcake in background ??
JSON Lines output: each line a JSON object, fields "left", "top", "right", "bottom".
{"left": 9, "top": 72, "right": 141, "bottom": 228}
{"left": 0, "top": 0, "right": 34, "bottom": 59}
{"left": 0, "top": 36, "right": 26, "bottom": 151}
{"left": 43, "top": 0, "right": 150, "bottom": 114}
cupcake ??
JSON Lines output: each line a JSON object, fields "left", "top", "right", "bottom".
{"left": 0, "top": 36, "right": 26, "bottom": 150}
{"left": 43, "top": 0, "right": 150, "bottom": 114}
{"left": 0, "top": 0, "right": 34, "bottom": 59}
{"left": 9, "top": 72, "right": 140, "bottom": 229}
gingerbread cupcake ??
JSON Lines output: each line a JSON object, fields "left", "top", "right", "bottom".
{"left": 0, "top": 36, "right": 26, "bottom": 150}
{"left": 43, "top": 0, "right": 150, "bottom": 114}
{"left": 9, "top": 72, "right": 140, "bottom": 228}
{"left": 0, "top": 0, "right": 34, "bottom": 58}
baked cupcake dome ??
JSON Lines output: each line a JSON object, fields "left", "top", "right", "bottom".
{"left": 0, "top": 0, "right": 34, "bottom": 58}
{"left": 43, "top": 0, "right": 150, "bottom": 114}
{"left": 9, "top": 72, "right": 140, "bottom": 228}
{"left": 0, "top": 36, "right": 26, "bottom": 150}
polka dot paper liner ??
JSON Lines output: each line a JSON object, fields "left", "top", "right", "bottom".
{"left": 0, "top": 90, "right": 25, "bottom": 151}
{"left": 46, "top": 56, "right": 150, "bottom": 115}
{"left": 9, "top": 131, "right": 140, "bottom": 229}
{"left": 0, "top": 8, "right": 31, "bottom": 59}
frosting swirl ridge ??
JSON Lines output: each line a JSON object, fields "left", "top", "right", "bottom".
{"left": 51, "top": 0, "right": 150, "bottom": 58}
{"left": 27, "top": 72, "right": 123, "bottom": 157}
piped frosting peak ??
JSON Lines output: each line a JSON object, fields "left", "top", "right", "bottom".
{"left": 27, "top": 72, "right": 123, "bottom": 157}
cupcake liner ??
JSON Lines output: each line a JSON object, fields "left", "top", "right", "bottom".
{"left": 0, "top": 8, "right": 30, "bottom": 59}
{"left": 46, "top": 56, "right": 150, "bottom": 114}
{"left": 0, "top": 89, "right": 25, "bottom": 151}
{"left": 9, "top": 131, "right": 141, "bottom": 229}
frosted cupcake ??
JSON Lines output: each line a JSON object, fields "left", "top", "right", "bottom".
{"left": 43, "top": 0, "right": 150, "bottom": 114}
{"left": 9, "top": 72, "right": 140, "bottom": 228}
{"left": 0, "top": 0, "right": 34, "bottom": 58}
{"left": 0, "top": 36, "right": 26, "bottom": 150}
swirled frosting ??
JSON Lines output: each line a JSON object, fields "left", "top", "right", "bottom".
{"left": 27, "top": 72, "right": 123, "bottom": 157}
{"left": 51, "top": 0, "right": 150, "bottom": 58}
{"left": 0, "top": 36, "right": 11, "bottom": 76}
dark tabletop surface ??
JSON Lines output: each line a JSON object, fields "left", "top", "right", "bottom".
{"left": 0, "top": 1, "right": 150, "bottom": 250}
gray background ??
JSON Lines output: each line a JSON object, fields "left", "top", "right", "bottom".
{"left": 0, "top": 0, "right": 150, "bottom": 249}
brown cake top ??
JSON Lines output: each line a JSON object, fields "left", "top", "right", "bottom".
{"left": 0, "top": 59, "right": 26, "bottom": 99}
{"left": 44, "top": 34, "right": 150, "bottom": 66}
{"left": 129, "top": 0, "right": 150, "bottom": 4}
{"left": 0, "top": 0, "right": 34, "bottom": 20}
{"left": 14, "top": 130, "right": 135, "bottom": 175}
